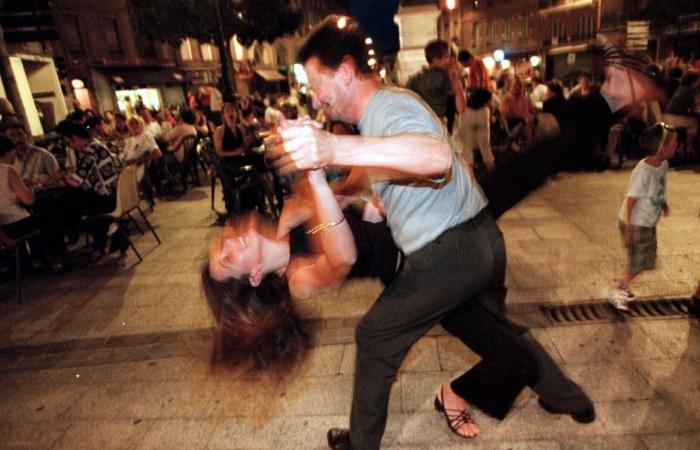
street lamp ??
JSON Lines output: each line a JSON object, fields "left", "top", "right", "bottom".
{"left": 493, "top": 49, "right": 505, "bottom": 62}
{"left": 530, "top": 55, "right": 542, "bottom": 67}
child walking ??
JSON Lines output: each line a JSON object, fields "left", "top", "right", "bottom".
{"left": 608, "top": 122, "right": 677, "bottom": 311}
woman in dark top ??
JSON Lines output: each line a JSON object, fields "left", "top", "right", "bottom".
{"left": 202, "top": 168, "right": 400, "bottom": 369}
{"left": 213, "top": 102, "right": 263, "bottom": 215}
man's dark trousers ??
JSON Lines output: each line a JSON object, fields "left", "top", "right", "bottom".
{"left": 349, "top": 210, "right": 539, "bottom": 450}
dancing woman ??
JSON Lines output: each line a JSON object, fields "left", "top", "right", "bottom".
{"left": 202, "top": 166, "right": 399, "bottom": 369}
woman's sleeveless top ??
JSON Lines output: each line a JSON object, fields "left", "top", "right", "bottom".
{"left": 0, "top": 164, "right": 30, "bottom": 226}
{"left": 222, "top": 124, "right": 244, "bottom": 153}
{"left": 289, "top": 209, "right": 401, "bottom": 286}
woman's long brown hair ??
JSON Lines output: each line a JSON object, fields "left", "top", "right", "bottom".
{"left": 202, "top": 264, "right": 310, "bottom": 369}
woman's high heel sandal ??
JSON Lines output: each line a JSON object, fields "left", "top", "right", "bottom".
{"left": 434, "top": 385, "right": 477, "bottom": 439}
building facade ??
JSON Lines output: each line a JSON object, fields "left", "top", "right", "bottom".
{"left": 439, "top": 0, "right": 600, "bottom": 79}
{"left": 438, "top": 0, "right": 700, "bottom": 80}
{"left": 50, "top": 0, "right": 188, "bottom": 115}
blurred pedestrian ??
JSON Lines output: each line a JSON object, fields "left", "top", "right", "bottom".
{"left": 453, "top": 49, "right": 493, "bottom": 172}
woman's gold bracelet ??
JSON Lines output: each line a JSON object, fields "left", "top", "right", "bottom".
{"left": 306, "top": 217, "right": 346, "bottom": 235}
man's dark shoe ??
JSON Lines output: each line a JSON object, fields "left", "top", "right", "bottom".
{"left": 538, "top": 397, "right": 595, "bottom": 424}
{"left": 327, "top": 428, "right": 353, "bottom": 450}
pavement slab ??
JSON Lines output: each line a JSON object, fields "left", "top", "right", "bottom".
{"left": 1, "top": 168, "right": 699, "bottom": 449}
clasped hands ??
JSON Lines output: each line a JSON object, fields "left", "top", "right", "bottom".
{"left": 266, "top": 117, "right": 338, "bottom": 175}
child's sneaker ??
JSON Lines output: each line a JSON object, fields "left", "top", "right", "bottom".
{"left": 607, "top": 288, "right": 630, "bottom": 311}
{"left": 612, "top": 281, "right": 636, "bottom": 301}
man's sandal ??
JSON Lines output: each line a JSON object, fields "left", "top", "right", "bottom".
{"left": 434, "top": 385, "right": 477, "bottom": 438}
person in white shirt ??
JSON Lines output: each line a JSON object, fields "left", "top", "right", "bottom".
{"left": 529, "top": 77, "right": 548, "bottom": 110}
{"left": 140, "top": 109, "right": 163, "bottom": 139}
{"left": 123, "top": 117, "right": 162, "bottom": 209}
{"left": 3, "top": 123, "right": 59, "bottom": 187}
{"left": 164, "top": 109, "right": 197, "bottom": 152}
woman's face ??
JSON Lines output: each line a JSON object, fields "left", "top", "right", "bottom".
{"left": 223, "top": 104, "right": 237, "bottom": 122}
{"left": 209, "top": 221, "right": 263, "bottom": 284}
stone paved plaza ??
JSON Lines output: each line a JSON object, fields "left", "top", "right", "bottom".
{"left": 0, "top": 167, "right": 699, "bottom": 449}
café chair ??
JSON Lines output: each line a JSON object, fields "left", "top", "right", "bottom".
{"left": 0, "top": 229, "right": 40, "bottom": 304}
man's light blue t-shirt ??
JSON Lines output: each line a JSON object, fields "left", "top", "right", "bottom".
{"left": 358, "top": 86, "right": 487, "bottom": 255}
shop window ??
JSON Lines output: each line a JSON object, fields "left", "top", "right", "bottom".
{"left": 487, "top": 20, "right": 494, "bottom": 46}
{"left": 504, "top": 17, "right": 512, "bottom": 43}
{"left": 575, "top": 15, "right": 595, "bottom": 40}
{"left": 180, "top": 38, "right": 195, "bottom": 61}
{"left": 521, "top": 14, "right": 530, "bottom": 40}
{"left": 101, "top": 17, "right": 122, "bottom": 56}
{"left": 200, "top": 43, "right": 214, "bottom": 61}
{"left": 550, "top": 21, "right": 566, "bottom": 43}
{"left": 472, "top": 21, "right": 481, "bottom": 49}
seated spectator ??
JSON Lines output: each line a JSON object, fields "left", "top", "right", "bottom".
{"left": 214, "top": 102, "right": 263, "bottom": 216}
{"left": 542, "top": 80, "right": 569, "bottom": 127}
{"left": 103, "top": 110, "right": 116, "bottom": 134}
{"left": 84, "top": 115, "right": 111, "bottom": 144}
{"left": 194, "top": 109, "right": 210, "bottom": 140}
{"left": 111, "top": 113, "right": 130, "bottom": 141}
{"left": 163, "top": 108, "right": 177, "bottom": 127}
{"left": 123, "top": 117, "right": 162, "bottom": 210}
{"left": 54, "top": 123, "right": 127, "bottom": 255}
{"left": 0, "top": 135, "right": 65, "bottom": 271}
{"left": 140, "top": 108, "right": 163, "bottom": 139}
{"left": 3, "top": 123, "right": 59, "bottom": 187}
{"left": 155, "top": 110, "right": 173, "bottom": 138}
{"left": 529, "top": 77, "right": 548, "bottom": 110}
{"left": 164, "top": 109, "right": 197, "bottom": 152}
{"left": 500, "top": 77, "right": 536, "bottom": 147}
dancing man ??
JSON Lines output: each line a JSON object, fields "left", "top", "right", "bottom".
{"left": 271, "top": 16, "right": 592, "bottom": 450}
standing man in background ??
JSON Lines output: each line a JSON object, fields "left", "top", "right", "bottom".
{"left": 406, "top": 39, "right": 465, "bottom": 127}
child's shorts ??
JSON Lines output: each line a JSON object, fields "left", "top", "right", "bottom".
{"left": 619, "top": 221, "right": 657, "bottom": 274}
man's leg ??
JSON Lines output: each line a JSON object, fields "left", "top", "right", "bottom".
{"left": 348, "top": 216, "right": 500, "bottom": 450}
{"left": 441, "top": 298, "right": 539, "bottom": 419}
{"left": 440, "top": 217, "right": 538, "bottom": 419}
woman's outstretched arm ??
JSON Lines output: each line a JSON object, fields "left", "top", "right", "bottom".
{"left": 287, "top": 169, "right": 357, "bottom": 293}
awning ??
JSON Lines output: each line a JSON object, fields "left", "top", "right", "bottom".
{"left": 99, "top": 68, "right": 188, "bottom": 87}
{"left": 547, "top": 43, "right": 589, "bottom": 56}
{"left": 254, "top": 69, "right": 286, "bottom": 82}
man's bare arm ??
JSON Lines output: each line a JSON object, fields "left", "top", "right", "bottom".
{"left": 274, "top": 122, "right": 452, "bottom": 178}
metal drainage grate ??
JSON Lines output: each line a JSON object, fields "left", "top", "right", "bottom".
{"left": 539, "top": 298, "right": 692, "bottom": 324}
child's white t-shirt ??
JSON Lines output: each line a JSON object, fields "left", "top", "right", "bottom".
{"left": 618, "top": 158, "right": 668, "bottom": 227}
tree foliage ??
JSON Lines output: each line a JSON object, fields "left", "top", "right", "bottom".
{"left": 127, "top": 0, "right": 302, "bottom": 48}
